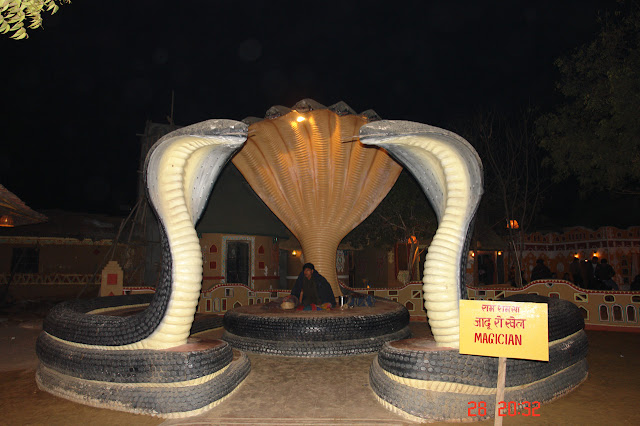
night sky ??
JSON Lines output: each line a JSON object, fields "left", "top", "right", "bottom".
{"left": 0, "top": 0, "right": 613, "bottom": 222}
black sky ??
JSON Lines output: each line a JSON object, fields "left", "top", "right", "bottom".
{"left": 0, "top": 0, "right": 613, "bottom": 219}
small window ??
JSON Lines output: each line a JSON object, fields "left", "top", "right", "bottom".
{"left": 627, "top": 306, "right": 636, "bottom": 323}
{"left": 574, "top": 293, "right": 588, "bottom": 303}
{"left": 599, "top": 305, "right": 609, "bottom": 321}
{"left": 613, "top": 305, "right": 624, "bottom": 322}
{"left": 405, "top": 301, "right": 414, "bottom": 310}
{"left": 233, "top": 301, "right": 241, "bottom": 308}
{"left": 226, "top": 241, "right": 250, "bottom": 285}
{"left": 206, "top": 300, "right": 212, "bottom": 312}
{"left": 604, "top": 295, "right": 615, "bottom": 303}
{"left": 210, "top": 245, "right": 218, "bottom": 253}
{"left": 632, "top": 295, "right": 640, "bottom": 303}
{"left": 549, "top": 293, "right": 560, "bottom": 299}
{"left": 388, "top": 290, "right": 398, "bottom": 296}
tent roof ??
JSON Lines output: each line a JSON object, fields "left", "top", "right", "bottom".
{"left": 0, "top": 184, "right": 48, "bottom": 227}
{"left": 0, "top": 209, "right": 125, "bottom": 240}
{"left": 195, "top": 163, "right": 291, "bottom": 239}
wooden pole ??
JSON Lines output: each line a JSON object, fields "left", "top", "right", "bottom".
{"left": 494, "top": 356, "right": 507, "bottom": 425}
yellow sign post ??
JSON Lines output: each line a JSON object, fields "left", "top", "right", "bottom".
{"left": 459, "top": 299, "right": 548, "bottom": 361}
{"left": 459, "top": 300, "right": 549, "bottom": 425}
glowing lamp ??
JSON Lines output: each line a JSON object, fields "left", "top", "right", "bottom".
{"left": 296, "top": 116, "right": 306, "bottom": 122}
{"left": 497, "top": 251, "right": 503, "bottom": 256}
{"left": 407, "top": 235, "right": 418, "bottom": 244}
{"left": 470, "top": 251, "right": 475, "bottom": 257}
{"left": 291, "top": 250, "right": 298, "bottom": 256}
{"left": 0, "top": 214, "right": 14, "bottom": 227}
{"left": 506, "top": 219, "right": 519, "bottom": 229}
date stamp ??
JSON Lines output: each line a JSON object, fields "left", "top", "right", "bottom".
{"left": 467, "top": 401, "right": 541, "bottom": 417}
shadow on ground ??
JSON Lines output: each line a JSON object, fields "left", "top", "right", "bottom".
{"left": 1, "top": 308, "right": 638, "bottom": 425}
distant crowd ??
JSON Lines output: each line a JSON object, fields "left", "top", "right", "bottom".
{"left": 527, "top": 256, "right": 630, "bottom": 291}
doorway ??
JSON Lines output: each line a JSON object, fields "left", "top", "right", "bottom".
{"left": 226, "top": 241, "right": 249, "bottom": 285}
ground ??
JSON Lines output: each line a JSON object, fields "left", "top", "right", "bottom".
{"left": 0, "top": 303, "right": 638, "bottom": 425}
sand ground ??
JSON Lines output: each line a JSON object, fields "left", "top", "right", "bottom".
{"left": 1, "top": 306, "right": 638, "bottom": 425}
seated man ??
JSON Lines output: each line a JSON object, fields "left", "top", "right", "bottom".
{"left": 290, "top": 263, "right": 336, "bottom": 308}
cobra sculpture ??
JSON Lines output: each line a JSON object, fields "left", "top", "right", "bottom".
{"left": 36, "top": 100, "right": 586, "bottom": 420}
{"left": 36, "top": 120, "right": 252, "bottom": 417}
{"left": 361, "top": 121, "right": 483, "bottom": 347}
{"left": 361, "top": 122, "right": 588, "bottom": 421}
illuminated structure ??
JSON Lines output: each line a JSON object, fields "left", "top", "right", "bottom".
{"left": 233, "top": 104, "right": 402, "bottom": 297}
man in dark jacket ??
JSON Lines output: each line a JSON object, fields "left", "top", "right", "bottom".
{"left": 595, "top": 259, "right": 618, "bottom": 290}
{"left": 530, "top": 259, "right": 552, "bottom": 281}
{"left": 291, "top": 263, "right": 336, "bottom": 307}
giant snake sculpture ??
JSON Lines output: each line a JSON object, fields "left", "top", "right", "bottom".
{"left": 36, "top": 100, "right": 586, "bottom": 420}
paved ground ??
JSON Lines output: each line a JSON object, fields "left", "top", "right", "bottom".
{"left": 1, "top": 308, "right": 639, "bottom": 425}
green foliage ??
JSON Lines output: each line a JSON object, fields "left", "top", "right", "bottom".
{"left": 1, "top": 0, "right": 70, "bottom": 40}
{"left": 343, "top": 170, "right": 437, "bottom": 249}
{"left": 537, "top": 1, "right": 640, "bottom": 195}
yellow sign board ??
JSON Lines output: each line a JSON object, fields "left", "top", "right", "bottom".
{"left": 459, "top": 300, "right": 549, "bottom": 361}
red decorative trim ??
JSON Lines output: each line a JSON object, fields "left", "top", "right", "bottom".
{"left": 468, "top": 279, "right": 633, "bottom": 294}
